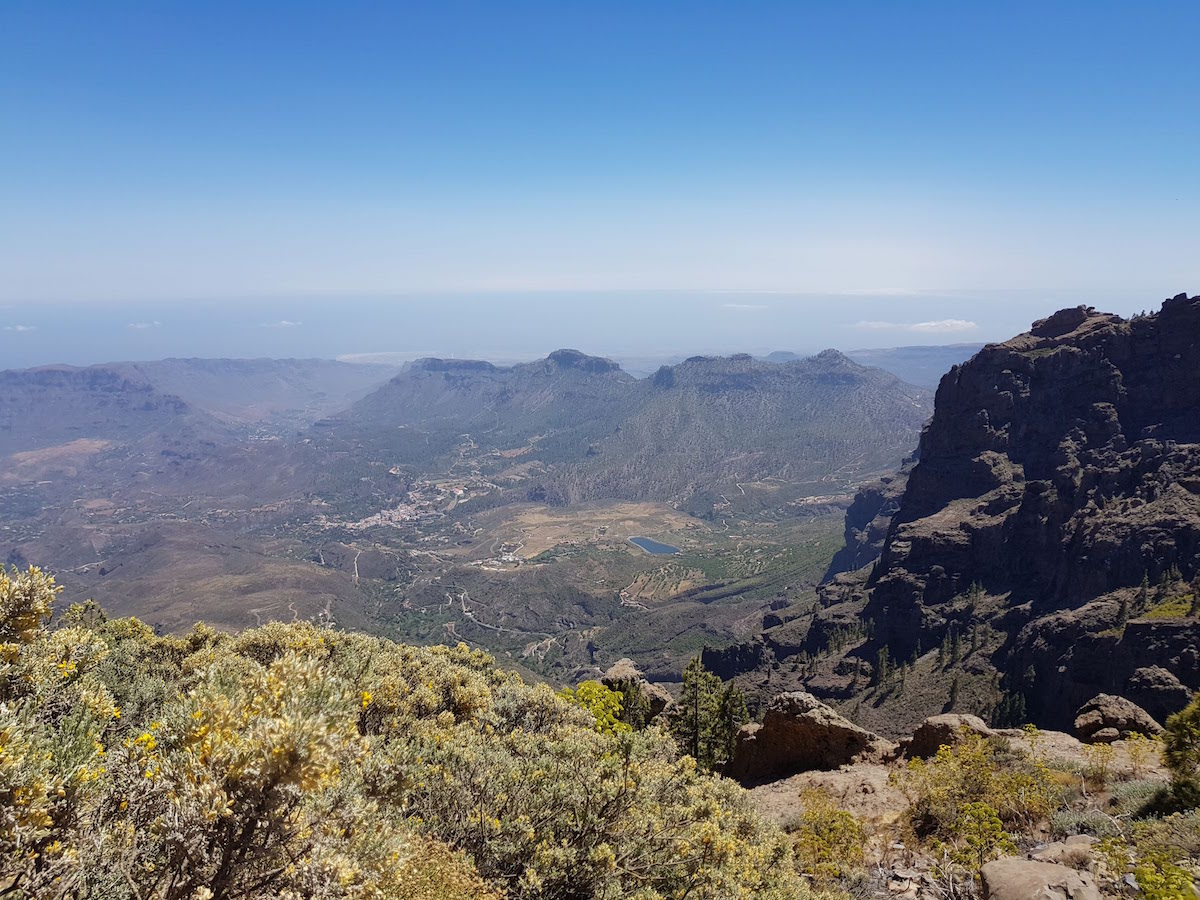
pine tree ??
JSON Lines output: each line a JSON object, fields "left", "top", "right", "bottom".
{"left": 716, "top": 682, "right": 749, "bottom": 768}
{"left": 669, "top": 656, "right": 746, "bottom": 772}
{"left": 949, "top": 627, "right": 962, "bottom": 665}
{"left": 1137, "top": 573, "right": 1150, "bottom": 612}
{"left": 874, "top": 646, "right": 892, "bottom": 688}
{"left": 672, "top": 657, "right": 719, "bottom": 762}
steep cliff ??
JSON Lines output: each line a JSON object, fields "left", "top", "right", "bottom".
{"left": 823, "top": 466, "right": 911, "bottom": 579}
{"left": 862, "top": 294, "right": 1200, "bottom": 725}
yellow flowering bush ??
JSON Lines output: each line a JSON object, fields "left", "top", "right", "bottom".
{"left": 894, "top": 731, "right": 1060, "bottom": 841}
{"left": 557, "top": 680, "right": 630, "bottom": 735}
{"left": 0, "top": 567, "right": 818, "bottom": 899}
{"left": 788, "top": 789, "right": 866, "bottom": 885}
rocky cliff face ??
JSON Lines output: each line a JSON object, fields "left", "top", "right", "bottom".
{"left": 824, "top": 467, "right": 911, "bottom": 579}
{"left": 862, "top": 294, "right": 1200, "bottom": 725}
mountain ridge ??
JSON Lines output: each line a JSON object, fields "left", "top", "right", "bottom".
{"left": 335, "top": 348, "right": 931, "bottom": 506}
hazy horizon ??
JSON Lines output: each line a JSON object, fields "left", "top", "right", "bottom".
{"left": 2, "top": 287, "right": 1188, "bottom": 371}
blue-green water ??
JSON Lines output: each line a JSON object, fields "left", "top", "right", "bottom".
{"left": 629, "top": 536, "right": 680, "bottom": 555}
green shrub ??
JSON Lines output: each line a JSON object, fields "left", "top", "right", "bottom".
{"left": 1110, "top": 778, "right": 1172, "bottom": 818}
{"left": 894, "top": 732, "right": 1060, "bottom": 840}
{"left": 1083, "top": 742, "right": 1117, "bottom": 788}
{"left": 786, "top": 789, "right": 866, "bottom": 885}
{"left": 1164, "top": 692, "right": 1200, "bottom": 797}
{"left": 1098, "top": 811, "right": 1200, "bottom": 900}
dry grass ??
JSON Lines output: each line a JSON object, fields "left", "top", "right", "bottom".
{"left": 483, "top": 501, "right": 708, "bottom": 558}
{"left": 2, "top": 438, "right": 112, "bottom": 483}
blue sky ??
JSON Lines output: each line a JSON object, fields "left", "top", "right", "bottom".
{"left": 1, "top": 2, "right": 1197, "bottom": 365}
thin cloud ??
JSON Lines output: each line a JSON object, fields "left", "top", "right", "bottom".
{"left": 128, "top": 320, "right": 162, "bottom": 330}
{"left": 261, "top": 319, "right": 303, "bottom": 328}
{"left": 855, "top": 319, "right": 978, "bottom": 333}
{"left": 3, "top": 324, "right": 36, "bottom": 333}
{"left": 838, "top": 288, "right": 920, "bottom": 297}
{"left": 721, "top": 303, "right": 769, "bottom": 311}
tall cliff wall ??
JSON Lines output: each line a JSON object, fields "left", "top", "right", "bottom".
{"left": 861, "top": 294, "right": 1200, "bottom": 725}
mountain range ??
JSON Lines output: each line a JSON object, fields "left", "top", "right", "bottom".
{"left": 0, "top": 346, "right": 931, "bottom": 667}
{"left": 328, "top": 348, "right": 931, "bottom": 509}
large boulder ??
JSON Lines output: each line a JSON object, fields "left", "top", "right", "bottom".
{"left": 980, "top": 857, "right": 1101, "bottom": 900}
{"left": 727, "top": 691, "right": 895, "bottom": 783}
{"left": 902, "top": 713, "right": 997, "bottom": 759}
{"left": 600, "top": 658, "right": 672, "bottom": 719}
{"left": 1073, "top": 693, "right": 1163, "bottom": 744}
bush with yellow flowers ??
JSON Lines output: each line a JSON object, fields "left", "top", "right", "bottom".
{"left": 786, "top": 789, "right": 866, "bottom": 887}
{"left": 893, "top": 731, "right": 1060, "bottom": 842}
{"left": 891, "top": 730, "right": 1062, "bottom": 887}
{"left": 0, "top": 567, "right": 821, "bottom": 900}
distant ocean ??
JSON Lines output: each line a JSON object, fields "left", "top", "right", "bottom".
{"left": 0, "top": 289, "right": 1141, "bottom": 370}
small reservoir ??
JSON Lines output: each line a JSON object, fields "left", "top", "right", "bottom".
{"left": 629, "top": 536, "right": 680, "bottom": 555}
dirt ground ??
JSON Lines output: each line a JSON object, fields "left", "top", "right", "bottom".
{"left": 485, "top": 501, "right": 707, "bottom": 558}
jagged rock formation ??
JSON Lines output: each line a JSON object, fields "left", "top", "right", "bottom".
{"left": 727, "top": 691, "right": 895, "bottom": 783}
{"left": 1073, "top": 694, "right": 1162, "bottom": 743}
{"left": 858, "top": 294, "right": 1200, "bottom": 726}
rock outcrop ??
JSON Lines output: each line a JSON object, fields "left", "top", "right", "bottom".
{"left": 980, "top": 857, "right": 1101, "bottom": 900}
{"left": 1073, "top": 694, "right": 1163, "bottom": 743}
{"left": 600, "top": 658, "right": 673, "bottom": 719}
{"left": 902, "top": 713, "right": 996, "bottom": 759}
{"left": 727, "top": 691, "right": 895, "bottom": 783}
{"left": 856, "top": 294, "right": 1200, "bottom": 727}
{"left": 1029, "top": 835, "right": 1096, "bottom": 869}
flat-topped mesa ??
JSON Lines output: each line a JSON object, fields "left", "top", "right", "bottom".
{"left": 407, "top": 357, "right": 500, "bottom": 374}
{"left": 655, "top": 347, "right": 903, "bottom": 394}
{"left": 540, "top": 349, "right": 622, "bottom": 374}
{"left": 2, "top": 364, "right": 161, "bottom": 395}
{"left": 857, "top": 293, "right": 1200, "bottom": 725}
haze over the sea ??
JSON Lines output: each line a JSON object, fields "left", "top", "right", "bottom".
{"left": 0, "top": 289, "right": 1177, "bottom": 371}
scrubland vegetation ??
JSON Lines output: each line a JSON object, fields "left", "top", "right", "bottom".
{"left": 0, "top": 567, "right": 805, "bottom": 899}
{"left": 4, "top": 565, "right": 1198, "bottom": 898}
{"left": 884, "top": 723, "right": 1200, "bottom": 897}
